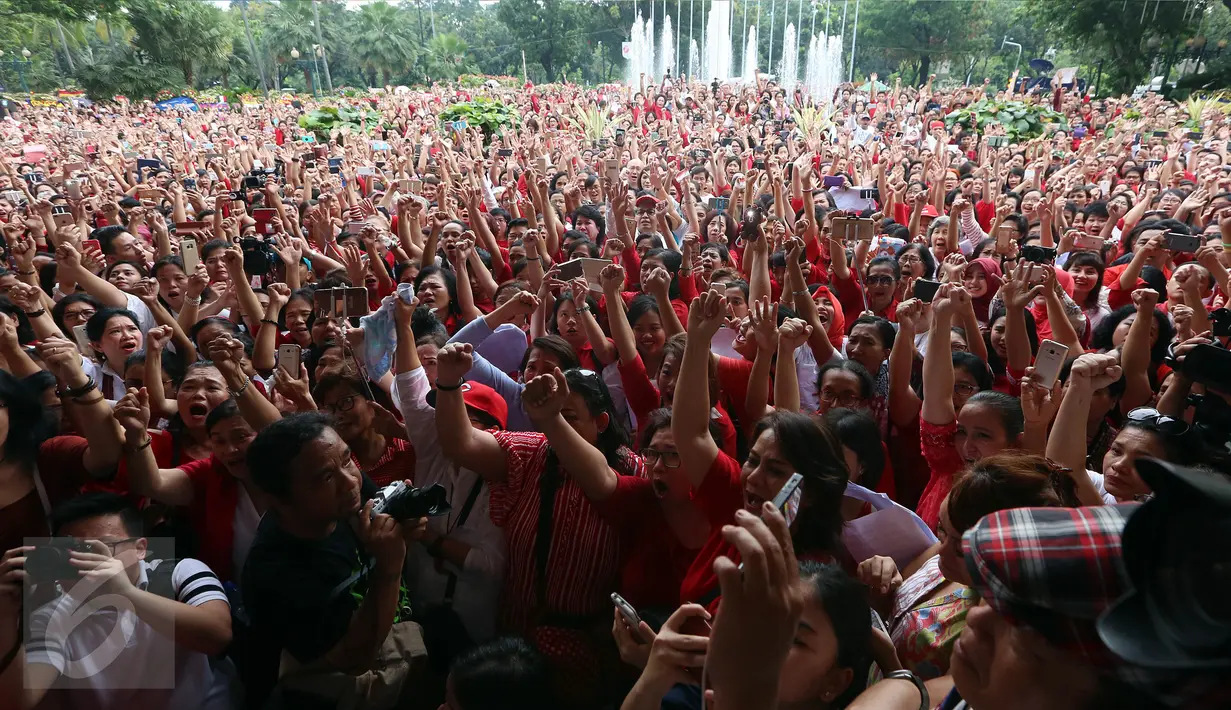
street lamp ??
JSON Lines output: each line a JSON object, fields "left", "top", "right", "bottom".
{"left": 1001, "top": 36, "right": 1023, "bottom": 76}
{"left": 288, "top": 47, "right": 321, "bottom": 98}
{"left": 0, "top": 47, "right": 34, "bottom": 94}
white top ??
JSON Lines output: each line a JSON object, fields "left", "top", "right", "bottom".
{"left": 1086, "top": 470, "right": 1120, "bottom": 504}
{"left": 395, "top": 367, "right": 506, "bottom": 644}
{"left": 26, "top": 558, "right": 235, "bottom": 710}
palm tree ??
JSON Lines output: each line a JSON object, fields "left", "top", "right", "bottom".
{"left": 352, "top": 1, "right": 417, "bottom": 87}
{"left": 426, "top": 33, "right": 476, "bottom": 82}
{"left": 261, "top": 0, "right": 319, "bottom": 89}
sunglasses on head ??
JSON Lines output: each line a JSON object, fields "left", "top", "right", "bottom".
{"left": 1126, "top": 407, "right": 1189, "bottom": 437}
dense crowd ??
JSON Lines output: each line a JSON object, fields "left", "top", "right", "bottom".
{"left": 0, "top": 72, "right": 1226, "bottom": 710}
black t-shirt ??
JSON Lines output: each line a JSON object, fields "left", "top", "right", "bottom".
{"left": 240, "top": 477, "right": 409, "bottom": 665}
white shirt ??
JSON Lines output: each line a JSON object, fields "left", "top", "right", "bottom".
{"left": 26, "top": 558, "right": 234, "bottom": 710}
{"left": 395, "top": 368, "right": 506, "bottom": 644}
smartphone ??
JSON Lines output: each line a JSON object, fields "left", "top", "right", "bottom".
{"left": 357, "top": 166, "right": 376, "bottom": 177}
{"left": 328, "top": 158, "right": 342, "bottom": 175}
{"left": 1187, "top": 131, "right": 1204, "bottom": 141}
{"left": 410, "top": 179, "right": 423, "bottom": 193}
{"left": 1073, "top": 234, "right": 1104, "bottom": 251}
{"left": 1027, "top": 264, "right": 1049, "bottom": 285}
{"left": 137, "top": 188, "right": 161, "bottom": 201}
{"left": 996, "top": 224, "right": 1015, "bottom": 254}
{"left": 1023, "top": 168, "right": 1036, "bottom": 181}
{"left": 822, "top": 175, "right": 844, "bottom": 188}
{"left": 914, "top": 278, "right": 941, "bottom": 303}
{"left": 65, "top": 180, "right": 83, "bottom": 200}
{"left": 536, "top": 156, "right": 550, "bottom": 174}
{"left": 611, "top": 593, "right": 643, "bottom": 636}
{"left": 605, "top": 158, "right": 620, "bottom": 184}
{"left": 1165, "top": 231, "right": 1201, "bottom": 253}
{"left": 770, "top": 472, "right": 805, "bottom": 528}
{"left": 82, "top": 239, "right": 101, "bottom": 253}
{"left": 277, "top": 343, "right": 302, "bottom": 375}
{"left": 343, "top": 286, "right": 369, "bottom": 317}
{"left": 831, "top": 216, "right": 874, "bottom": 242}
{"left": 1097, "top": 180, "right": 1112, "bottom": 195}
{"left": 62, "top": 162, "right": 85, "bottom": 175}
{"left": 753, "top": 159, "right": 766, "bottom": 170}
{"left": 313, "top": 288, "right": 335, "bottom": 317}
{"left": 72, "top": 324, "right": 93, "bottom": 355}
{"left": 557, "top": 259, "right": 584, "bottom": 281}
{"left": 1151, "top": 131, "right": 1168, "bottom": 139}
{"left": 182, "top": 178, "right": 196, "bottom": 190}
{"left": 180, "top": 238, "right": 200, "bottom": 273}
{"left": 52, "top": 206, "right": 74, "bottom": 228}
{"left": 497, "top": 149, "right": 513, "bottom": 157}
{"left": 253, "top": 208, "right": 277, "bottom": 235}
{"left": 1033, "top": 339, "right": 1070, "bottom": 389}
{"left": 344, "top": 220, "right": 367, "bottom": 235}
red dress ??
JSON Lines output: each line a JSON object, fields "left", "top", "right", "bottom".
{"left": 916, "top": 419, "right": 965, "bottom": 532}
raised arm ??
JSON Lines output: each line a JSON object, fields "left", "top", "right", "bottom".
{"left": 601, "top": 263, "right": 639, "bottom": 364}
{"left": 434, "top": 343, "right": 509, "bottom": 482}
{"left": 888, "top": 300, "right": 924, "bottom": 427}
{"left": 673, "top": 291, "right": 726, "bottom": 489}
{"left": 920, "top": 283, "right": 968, "bottom": 425}
{"left": 524, "top": 368, "right": 618, "bottom": 500}
{"left": 37, "top": 336, "right": 124, "bottom": 477}
{"left": 114, "top": 387, "right": 195, "bottom": 506}
{"left": 1001, "top": 263, "right": 1045, "bottom": 374}
{"left": 1119, "top": 288, "right": 1158, "bottom": 411}
{"left": 1046, "top": 353, "right": 1122, "bottom": 506}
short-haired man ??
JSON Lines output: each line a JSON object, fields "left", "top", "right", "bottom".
{"left": 0, "top": 492, "right": 234, "bottom": 710}
{"left": 241, "top": 413, "right": 428, "bottom": 705}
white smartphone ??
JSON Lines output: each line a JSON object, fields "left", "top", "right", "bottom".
{"left": 1027, "top": 264, "right": 1049, "bottom": 285}
{"left": 1033, "top": 339, "right": 1070, "bottom": 389}
{"left": 1073, "top": 234, "right": 1104, "bottom": 252}
{"left": 611, "top": 593, "right": 645, "bottom": 641}
{"left": 344, "top": 220, "right": 366, "bottom": 235}
{"left": 770, "top": 472, "right": 805, "bottom": 527}
{"left": 180, "top": 238, "right": 200, "bottom": 273}
{"left": 277, "top": 343, "right": 302, "bottom": 375}
{"left": 72, "top": 324, "right": 93, "bottom": 356}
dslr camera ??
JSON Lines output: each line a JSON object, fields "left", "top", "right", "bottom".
{"left": 370, "top": 481, "right": 452, "bottom": 521}
{"left": 240, "top": 237, "right": 280, "bottom": 277}
{"left": 25, "top": 539, "right": 92, "bottom": 583}
{"left": 1021, "top": 244, "right": 1057, "bottom": 263}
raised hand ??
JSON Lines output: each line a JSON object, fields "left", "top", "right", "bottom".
{"left": 686, "top": 289, "right": 728, "bottom": 340}
{"left": 113, "top": 387, "right": 152, "bottom": 436}
{"left": 145, "top": 324, "right": 174, "bottom": 354}
{"left": 749, "top": 296, "right": 780, "bottom": 353}
{"left": 599, "top": 262, "right": 626, "bottom": 294}
{"left": 522, "top": 367, "right": 570, "bottom": 422}
{"left": 435, "top": 342, "right": 474, "bottom": 385}
{"left": 1067, "top": 352, "right": 1123, "bottom": 392}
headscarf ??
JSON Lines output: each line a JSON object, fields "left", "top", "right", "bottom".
{"left": 812, "top": 284, "right": 846, "bottom": 350}
{"left": 966, "top": 257, "right": 1004, "bottom": 326}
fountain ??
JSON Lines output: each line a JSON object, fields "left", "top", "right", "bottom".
{"left": 625, "top": 12, "right": 656, "bottom": 86}
{"left": 742, "top": 25, "right": 758, "bottom": 83}
{"left": 688, "top": 39, "right": 700, "bottom": 80}
{"left": 805, "top": 34, "right": 844, "bottom": 106}
{"left": 702, "top": 0, "right": 733, "bottom": 82}
{"left": 658, "top": 15, "right": 675, "bottom": 79}
{"left": 780, "top": 23, "right": 798, "bottom": 91}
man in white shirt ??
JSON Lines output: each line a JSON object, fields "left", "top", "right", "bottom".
{"left": 0, "top": 492, "right": 236, "bottom": 710}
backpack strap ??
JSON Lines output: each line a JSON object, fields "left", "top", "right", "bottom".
{"left": 441, "top": 476, "right": 485, "bottom": 608}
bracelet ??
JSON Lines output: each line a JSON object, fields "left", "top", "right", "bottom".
{"left": 186, "top": 295, "right": 202, "bottom": 306}
{"left": 24, "top": 308, "right": 46, "bottom": 318}
{"left": 130, "top": 436, "right": 153, "bottom": 451}
{"left": 72, "top": 393, "right": 105, "bottom": 406}
{"left": 435, "top": 378, "right": 464, "bottom": 391}
{"left": 17, "top": 269, "right": 35, "bottom": 276}
{"left": 57, "top": 376, "right": 96, "bottom": 399}
{"left": 228, "top": 378, "right": 250, "bottom": 398}
{"left": 260, "top": 318, "right": 279, "bottom": 326}
{"left": 792, "top": 289, "right": 810, "bottom": 297}
{"left": 884, "top": 670, "right": 929, "bottom": 710}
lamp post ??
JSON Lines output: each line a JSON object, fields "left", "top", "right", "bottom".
{"left": 0, "top": 48, "right": 34, "bottom": 94}
{"left": 289, "top": 47, "right": 321, "bottom": 98}
{"left": 1001, "top": 36, "right": 1023, "bottom": 77}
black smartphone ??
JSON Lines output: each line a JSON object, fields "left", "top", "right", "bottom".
{"left": 914, "top": 279, "right": 941, "bottom": 303}
{"left": 498, "top": 149, "right": 513, "bottom": 157}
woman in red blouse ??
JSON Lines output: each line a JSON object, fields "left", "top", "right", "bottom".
{"left": 434, "top": 343, "right": 642, "bottom": 707}
{"left": 672, "top": 291, "right": 850, "bottom": 611}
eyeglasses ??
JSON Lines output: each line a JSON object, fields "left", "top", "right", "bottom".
{"left": 865, "top": 274, "right": 895, "bottom": 286}
{"left": 1126, "top": 407, "right": 1189, "bottom": 437}
{"left": 639, "top": 448, "right": 682, "bottom": 468}
{"left": 94, "top": 537, "right": 141, "bottom": 556}
{"left": 819, "top": 390, "right": 863, "bottom": 408}
{"left": 954, "top": 383, "right": 979, "bottom": 397}
{"left": 321, "top": 394, "right": 359, "bottom": 415}
{"left": 65, "top": 309, "right": 96, "bottom": 323}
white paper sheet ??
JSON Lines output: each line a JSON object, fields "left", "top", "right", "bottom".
{"left": 841, "top": 482, "right": 939, "bottom": 568}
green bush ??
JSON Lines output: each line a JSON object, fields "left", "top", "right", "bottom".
{"left": 945, "top": 99, "right": 1069, "bottom": 141}
{"left": 297, "top": 104, "right": 383, "bottom": 141}
{"left": 437, "top": 97, "right": 519, "bottom": 140}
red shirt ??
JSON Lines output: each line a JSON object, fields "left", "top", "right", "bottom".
{"left": 0, "top": 437, "right": 93, "bottom": 556}
{"left": 595, "top": 475, "right": 697, "bottom": 610}
{"left": 180, "top": 455, "right": 243, "bottom": 582}
{"left": 917, "top": 419, "right": 964, "bottom": 532}
{"left": 832, "top": 271, "right": 899, "bottom": 331}
{"left": 679, "top": 451, "right": 745, "bottom": 611}
{"left": 357, "top": 437, "right": 417, "bottom": 488}
{"left": 489, "top": 431, "right": 640, "bottom": 704}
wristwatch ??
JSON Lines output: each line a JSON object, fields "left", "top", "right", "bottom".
{"left": 884, "top": 669, "right": 929, "bottom": 710}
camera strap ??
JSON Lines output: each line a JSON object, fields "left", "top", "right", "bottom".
{"left": 441, "top": 476, "right": 484, "bottom": 608}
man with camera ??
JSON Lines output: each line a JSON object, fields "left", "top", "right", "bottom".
{"left": 240, "top": 413, "right": 430, "bottom": 708}
{"left": 0, "top": 492, "right": 235, "bottom": 710}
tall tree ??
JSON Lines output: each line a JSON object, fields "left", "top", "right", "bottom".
{"left": 495, "top": 0, "right": 582, "bottom": 81}
{"left": 125, "top": 0, "right": 230, "bottom": 86}
{"left": 426, "top": 33, "right": 477, "bottom": 81}
{"left": 352, "top": 0, "right": 417, "bottom": 86}
{"left": 853, "top": 0, "right": 992, "bottom": 84}
{"left": 1032, "top": 0, "right": 1204, "bottom": 93}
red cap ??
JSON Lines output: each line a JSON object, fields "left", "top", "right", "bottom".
{"left": 635, "top": 194, "right": 660, "bottom": 211}
{"left": 929, "top": 120, "right": 945, "bottom": 130}
{"left": 920, "top": 204, "right": 940, "bottom": 218}
{"left": 461, "top": 381, "right": 508, "bottom": 429}
{"left": 426, "top": 380, "right": 508, "bottom": 429}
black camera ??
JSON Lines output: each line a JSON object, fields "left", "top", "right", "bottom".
{"left": 1210, "top": 307, "right": 1231, "bottom": 337}
{"left": 240, "top": 237, "right": 280, "bottom": 277}
{"left": 1098, "top": 458, "right": 1231, "bottom": 670}
{"left": 1021, "top": 244, "right": 1057, "bottom": 263}
{"left": 370, "top": 481, "right": 452, "bottom": 521}
{"left": 242, "top": 174, "right": 265, "bottom": 190}
{"left": 25, "top": 539, "right": 92, "bottom": 583}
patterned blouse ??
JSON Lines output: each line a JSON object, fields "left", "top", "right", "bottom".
{"left": 889, "top": 555, "right": 978, "bottom": 679}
